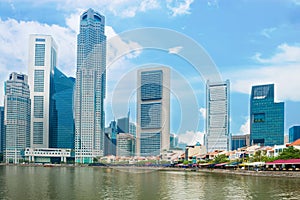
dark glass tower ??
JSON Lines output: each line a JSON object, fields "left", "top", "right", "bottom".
{"left": 49, "top": 68, "right": 75, "bottom": 149}
{"left": 250, "top": 84, "right": 284, "bottom": 146}
{"left": 289, "top": 126, "right": 300, "bottom": 143}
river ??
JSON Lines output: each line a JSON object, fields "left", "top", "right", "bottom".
{"left": 0, "top": 165, "right": 299, "bottom": 200}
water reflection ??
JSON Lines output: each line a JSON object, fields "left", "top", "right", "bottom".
{"left": 0, "top": 166, "right": 300, "bottom": 200}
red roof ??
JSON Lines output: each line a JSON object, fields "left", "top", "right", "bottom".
{"left": 291, "top": 139, "right": 300, "bottom": 146}
{"left": 266, "top": 159, "right": 300, "bottom": 165}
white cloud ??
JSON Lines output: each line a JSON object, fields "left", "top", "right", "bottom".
{"left": 177, "top": 130, "right": 205, "bottom": 145}
{"left": 227, "top": 43, "right": 300, "bottom": 102}
{"left": 239, "top": 118, "right": 250, "bottom": 135}
{"left": 253, "top": 43, "right": 300, "bottom": 64}
{"left": 167, "top": 0, "right": 194, "bottom": 17}
{"left": 168, "top": 46, "right": 183, "bottom": 54}
{"left": 260, "top": 27, "right": 276, "bottom": 38}
{"left": 199, "top": 107, "right": 206, "bottom": 119}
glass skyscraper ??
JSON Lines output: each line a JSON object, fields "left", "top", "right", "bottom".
{"left": 250, "top": 84, "right": 284, "bottom": 146}
{"left": 50, "top": 67, "right": 75, "bottom": 149}
{"left": 4, "top": 73, "right": 31, "bottom": 163}
{"left": 136, "top": 67, "right": 170, "bottom": 156}
{"left": 289, "top": 126, "right": 300, "bottom": 143}
{"left": 28, "top": 34, "right": 57, "bottom": 148}
{"left": 0, "top": 106, "right": 4, "bottom": 156}
{"left": 74, "top": 9, "right": 106, "bottom": 163}
{"left": 205, "top": 80, "right": 230, "bottom": 152}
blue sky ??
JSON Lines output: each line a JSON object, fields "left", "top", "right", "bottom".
{"left": 1, "top": 0, "right": 300, "bottom": 145}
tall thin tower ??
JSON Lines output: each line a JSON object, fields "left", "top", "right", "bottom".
{"left": 28, "top": 34, "right": 57, "bottom": 148}
{"left": 205, "top": 80, "right": 230, "bottom": 152}
{"left": 4, "top": 73, "right": 31, "bottom": 163}
{"left": 75, "top": 9, "right": 106, "bottom": 164}
{"left": 136, "top": 67, "right": 170, "bottom": 156}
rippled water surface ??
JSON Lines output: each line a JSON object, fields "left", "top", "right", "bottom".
{"left": 0, "top": 166, "right": 300, "bottom": 200}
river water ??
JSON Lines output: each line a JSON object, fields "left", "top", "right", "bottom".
{"left": 0, "top": 165, "right": 299, "bottom": 200}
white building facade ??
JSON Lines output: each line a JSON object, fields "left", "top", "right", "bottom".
{"left": 136, "top": 67, "right": 170, "bottom": 156}
{"left": 28, "top": 34, "right": 57, "bottom": 148}
{"left": 74, "top": 9, "right": 106, "bottom": 163}
{"left": 206, "top": 80, "right": 231, "bottom": 152}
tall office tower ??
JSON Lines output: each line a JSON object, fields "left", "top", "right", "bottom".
{"left": 51, "top": 68, "right": 75, "bottom": 149}
{"left": 250, "top": 84, "right": 284, "bottom": 146}
{"left": 117, "top": 115, "right": 129, "bottom": 133}
{"left": 289, "top": 126, "right": 300, "bottom": 143}
{"left": 0, "top": 106, "right": 4, "bottom": 156}
{"left": 136, "top": 67, "right": 170, "bottom": 156}
{"left": 28, "top": 34, "right": 57, "bottom": 148}
{"left": 4, "top": 73, "right": 31, "bottom": 163}
{"left": 129, "top": 122, "right": 136, "bottom": 137}
{"left": 74, "top": 9, "right": 106, "bottom": 163}
{"left": 205, "top": 80, "right": 230, "bottom": 152}
{"left": 117, "top": 133, "right": 135, "bottom": 157}
{"left": 104, "top": 120, "right": 118, "bottom": 156}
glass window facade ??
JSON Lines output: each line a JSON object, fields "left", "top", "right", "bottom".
{"left": 34, "top": 70, "right": 44, "bottom": 92}
{"left": 33, "top": 122, "right": 43, "bottom": 144}
{"left": 141, "top": 103, "right": 161, "bottom": 129}
{"left": 141, "top": 70, "right": 162, "bottom": 101}
{"left": 34, "top": 44, "right": 45, "bottom": 66}
{"left": 33, "top": 96, "right": 44, "bottom": 118}
{"left": 289, "top": 126, "right": 300, "bottom": 143}
{"left": 49, "top": 68, "right": 75, "bottom": 149}
{"left": 250, "top": 84, "right": 284, "bottom": 146}
{"left": 140, "top": 132, "right": 161, "bottom": 156}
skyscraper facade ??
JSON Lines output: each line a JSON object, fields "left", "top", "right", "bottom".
{"left": 28, "top": 34, "right": 57, "bottom": 148}
{"left": 74, "top": 9, "right": 106, "bottom": 163}
{"left": 205, "top": 80, "right": 230, "bottom": 152}
{"left": 117, "top": 116, "right": 129, "bottom": 133}
{"left": 4, "top": 73, "right": 31, "bottom": 163}
{"left": 0, "top": 106, "right": 4, "bottom": 156}
{"left": 51, "top": 68, "right": 75, "bottom": 149}
{"left": 136, "top": 67, "right": 170, "bottom": 156}
{"left": 117, "top": 133, "right": 135, "bottom": 157}
{"left": 250, "top": 84, "right": 284, "bottom": 146}
{"left": 289, "top": 126, "right": 300, "bottom": 143}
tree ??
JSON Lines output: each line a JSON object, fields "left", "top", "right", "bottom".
{"left": 213, "top": 154, "right": 228, "bottom": 164}
{"left": 277, "top": 146, "right": 300, "bottom": 160}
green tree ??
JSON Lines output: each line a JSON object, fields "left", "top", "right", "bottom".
{"left": 213, "top": 154, "right": 228, "bottom": 164}
{"left": 277, "top": 146, "right": 300, "bottom": 160}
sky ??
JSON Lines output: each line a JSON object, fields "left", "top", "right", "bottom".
{"left": 0, "top": 0, "right": 300, "bottom": 145}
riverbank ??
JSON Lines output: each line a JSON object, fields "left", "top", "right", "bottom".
{"left": 2, "top": 163, "right": 300, "bottom": 178}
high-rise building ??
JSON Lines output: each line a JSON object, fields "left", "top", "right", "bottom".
{"left": 205, "top": 80, "right": 230, "bottom": 152}
{"left": 51, "top": 68, "right": 75, "bottom": 149}
{"left": 117, "top": 133, "right": 135, "bottom": 157}
{"left": 136, "top": 67, "right": 170, "bottom": 156}
{"left": 250, "top": 84, "right": 284, "bottom": 146}
{"left": 4, "top": 73, "right": 31, "bottom": 163}
{"left": 129, "top": 122, "right": 136, "bottom": 137}
{"left": 28, "top": 34, "right": 57, "bottom": 148}
{"left": 170, "top": 133, "right": 179, "bottom": 149}
{"left": 74, "top": 9, "right": 106, "bottom": 163}
{"left": 0, "top": 106, "right": 4, "bottom": 156}
{"left": 289, "top": 126, "right": 300, "bottom": 143}
{"left": 117, "top": 115, "right": 129, "bottom": 133}
{"left": 104, "top": 120, "right": 117, "bottom": 156}
{"left": 231, "top": 134, "right": 250, "bottom": 150}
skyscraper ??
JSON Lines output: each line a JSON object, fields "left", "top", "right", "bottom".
{"left": 136, "top": 67, "right": 170, "bottom": 156}
{"left": 250, "top": 84, "right": 284, "bottom": 146}
{"left": 4, "top": 73, "right": 31, "bottom": 163}
{"left": 74, "top": 9, "right": 106, "bottom": 163}
{"left": 28, "top": 34, "right": 57, "bottom": 148}
{"left": 0, "top": 106, "right": 4, "bottom": 157}
{"left": 117, "top": 115, "right": 129, "bottom": 133}
{"left": 205, "top": 80, "right": 230, "bottom": 152}
{"left": 51, "top": 68, "right": 75, "bottom": 149}
{"left": 289, "top": 126, "right": 300, "bottom": 143}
